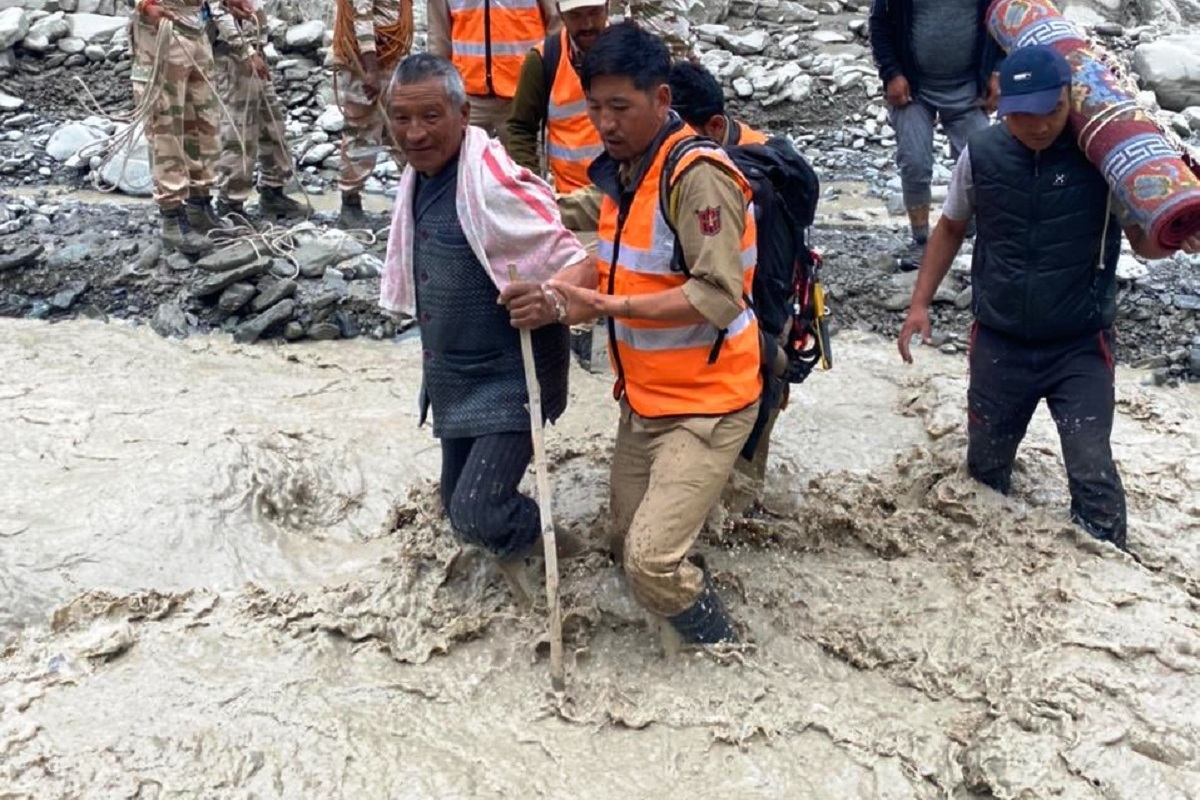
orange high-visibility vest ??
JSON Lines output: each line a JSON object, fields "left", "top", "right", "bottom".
{"left": 732, "top": 120, "right": 768, "bottom": 145}
{"left": 595, "top": 126, "right": 762, "bottom": 418}
{"left": 535, "top": 30, "right": 602, "bottom": 193}
{"left": 449, "top": 0, "right": 546, "bottom": 99}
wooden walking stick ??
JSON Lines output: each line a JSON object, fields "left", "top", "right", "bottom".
{"left": 507, "top": 265, "right": 565, "bottom": 692}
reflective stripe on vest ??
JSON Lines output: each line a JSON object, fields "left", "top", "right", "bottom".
{"left": 539, "top": 29, "right": 601, "bottom": 193}
{"left": 611, "top": 307, "right": 756, "bottom": 352}
{"left": 595, "top": 127, "right": 762, "bottom": 418}
{"left": 450, "top": 0, "right": 546, "bottom": 99}
{"left": 596, "top": 233, "right": 756, "bottom": 277}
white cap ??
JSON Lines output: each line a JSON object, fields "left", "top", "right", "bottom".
{"left": 558, "top": 0, "right": 606, "bottom": 10}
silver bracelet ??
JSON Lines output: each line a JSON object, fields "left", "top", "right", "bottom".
{"left": 542, "top": 284, "right": 566, "bottom": 322}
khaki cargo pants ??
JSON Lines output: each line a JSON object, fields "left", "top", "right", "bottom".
{"left": 608, "top": 400, "right": 759, "bottom": 616}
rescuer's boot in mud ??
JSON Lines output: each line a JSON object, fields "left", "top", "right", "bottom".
{"left": 667, "top": 575, "right": 738, "bottom": 645}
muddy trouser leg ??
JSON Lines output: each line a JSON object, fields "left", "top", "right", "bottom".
{"left": 440, "top": 432, "right": 540, "bottom": 560}
{"left": 888, "top": 97, "right": 936, "bottom": 212}
{"left": 468, "top": 95, "right": 513, "bottom": 150}
{"left": 1044, "top": 329, "right": 1127, "bottom": 548}
{"left": 608, "top": 403, "right": 653, "bottom": 565}
{"left": 966, "top": 324, "right": 1040, "bottom": 495}
{"left": 183, "top": 33, "right": 219, "bottom": 200}
{"left": 621, "top": 403, "right": 758, "bottom": 617}
{"left": 723, "top": 403, "right": 781, "bottom": 516}
{"left": 215, "top": 52, "right": 258, "bottom": 204}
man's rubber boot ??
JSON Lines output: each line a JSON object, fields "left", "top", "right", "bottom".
{"left": 1073, "top": 513, "right": 1128, "bottom": 552}
{"left": 338, "top": 192, "right": 368, "bottom": 229}
{"left": 160, "top": 208, "right": 213, "bottom": 256}
{"left": 258, "top": 185, "right": 305, "bottom": 219}
{"left": 666, "top": 575, "right": 738, "bottom": 644}
{"left": 185, "top": 197, "right": 226, "bottom": 234}
{"left": 214, "top": 197, "right": 246, "bottom": 220}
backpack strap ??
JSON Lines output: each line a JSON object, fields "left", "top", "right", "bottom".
{"left": 536, "top": 31, "right": 563, "bottom": 181}
{"left": 540, "top": 31, "right": 562, "bottom": 122}
{"left": 657, "top": 135, "right": 725, "bottom": 278}
{"left": 656, "top": 135, "right": 752, "bottom": 365}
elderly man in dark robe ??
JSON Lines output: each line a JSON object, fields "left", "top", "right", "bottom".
{"left": 380, "top": 53, "right": 589, "bottom": 571}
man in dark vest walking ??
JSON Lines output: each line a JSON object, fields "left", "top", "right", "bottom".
{"left": 897, "top": 45, "right": 1200, "bottom": 550}
{"left": 381, "top": 53, "right": 588, "bottom": 583}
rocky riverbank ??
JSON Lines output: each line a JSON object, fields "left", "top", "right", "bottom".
{"left": 1, "top": 0, "right": 1199, "bottom": 376}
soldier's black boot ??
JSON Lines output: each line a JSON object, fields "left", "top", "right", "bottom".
{"left": 258, "top": 185, "right": 305, "bottom": 219}
{"left": 214, "top": 196, "right": 246, "bottom": 219}
{"left": 337, "top": 191, "right": 368, "bottom": 229}
{"left": 160, "top": 207, "right": 213, "bottom": 256}
{"left": 185, "top": 196, "right": 226, "bottom": 233}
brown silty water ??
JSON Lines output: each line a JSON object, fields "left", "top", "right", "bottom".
{"left": 1, "top": 319, "right": 1198, "bottom": 798}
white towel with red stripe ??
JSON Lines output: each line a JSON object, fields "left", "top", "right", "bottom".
{"left": 380, "top": 126, "right": 587, "bottom": 315}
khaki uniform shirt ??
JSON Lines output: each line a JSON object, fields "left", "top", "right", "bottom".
{"left": 565, "top": 156, "right": 749, "bottom": 331}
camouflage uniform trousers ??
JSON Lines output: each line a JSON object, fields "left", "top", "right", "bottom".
{"left": 131, "top": 19, "right": 220, "bottom": 211}
{"left": 335, "top": 67, "right": 388, "bottom": 195}
{"left": 214, "top": 51, "right": 294, "bottom": 204}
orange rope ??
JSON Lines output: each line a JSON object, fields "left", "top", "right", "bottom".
{"left": 331, "top": 0, "right": 413, "bottom": 78}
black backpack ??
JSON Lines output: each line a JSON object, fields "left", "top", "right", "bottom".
{"left": 659, "top": 134, "right": 830, "bottom": 462}
{"left": 659, "top": 134, "right": 830, "bottom": 383}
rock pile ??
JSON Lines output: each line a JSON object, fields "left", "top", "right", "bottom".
{"left": 1, "top": 0, "right": 1199, "bottom": 378}
{"left": 0, "top": 192, "right": 401, "bottom": 342}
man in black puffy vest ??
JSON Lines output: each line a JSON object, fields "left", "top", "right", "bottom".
{"left": 897, "top": 45, "right": 1200, "bottom": 551}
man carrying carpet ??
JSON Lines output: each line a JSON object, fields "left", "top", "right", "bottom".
{"left": 897, "top": 45, "right": 1200, "bottom": 551}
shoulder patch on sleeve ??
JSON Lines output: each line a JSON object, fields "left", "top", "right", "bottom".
{"left": 695, "top": 205, "right": 721, "bottom": 236}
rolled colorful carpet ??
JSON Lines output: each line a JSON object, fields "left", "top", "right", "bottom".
{"left": 987, "top": 0, "right": 1200, "bottom": 250}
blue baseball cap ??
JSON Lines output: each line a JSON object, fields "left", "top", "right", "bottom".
{"left": 998, "top": 45, "right": 1071, "bottom": 116}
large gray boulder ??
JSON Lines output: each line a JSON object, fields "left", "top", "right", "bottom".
{"left": 284, "top": 19, "right": 323, "bottom": 49}
{"left": 1058, "top": 0, "right": 1200, "bottom": 25}
{"left": 46, "top": 120, "right": 107, "bottom": 161}
{"left": 1057, "top": 0, "right": 1122, "bottom": 25}
{"left": 66, "top": 11, "right": 125, "bottom": 42}
{"left": 97, "top": 125, "right": 153, "bottom": 196}
{"left": 21, "top": 10, "right": 69, "bottom": 51}
{"left": 1134, "top": 35, "right": 1200, "bottom": 112}
{"left": 0, "top": 6, "right": 30, "bottom": 49}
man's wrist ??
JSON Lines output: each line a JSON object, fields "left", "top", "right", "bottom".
{"left": 541, "top": 283, "right": 567, "bottom": 323}
{"left": 596, "top": 293, "right": 621, "bottom": 318}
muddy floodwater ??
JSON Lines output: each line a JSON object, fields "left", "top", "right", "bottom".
{"left": 1, "top": 318, "right": 1198, "bottom": 799}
